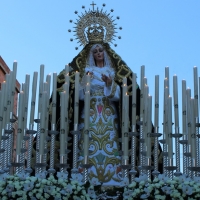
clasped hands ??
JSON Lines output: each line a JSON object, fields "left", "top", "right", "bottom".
{"left": 101, "top": 74, "right": 112, "bottom": 87}
{"left": 87, "top": 71, "right": 112, "bottom": 87}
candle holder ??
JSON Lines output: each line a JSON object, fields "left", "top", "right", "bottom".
{"left": 80, "top": 156, "right": 92, "bottom": 184}
{"left": 1, "top": 128, "right": 10, "bottom": 172}
{"left": 195, "top": 119, "right": 200, "bottom": 170}
{"left": 137, "top": 118, "right": 145, "bottom": 175}
{"left": 26, "top": 128, "right": 37, "bottom": 174}
{"left": 164, "top": 158, "right": 177, "bottom": 179}
{"left": 172, "top": 129, "right": 183, "bottom": 176}
{"left": 35, "top": 154, "right": 48, "bottom": 173}
{"left": 0, "top": 130, "right": 5, "bottom": 173}
{"left": 129, "top": 130, "right": 139, "bottom": 181}
{"left": 188, "top": 158, "right": 200, "bottom": 174}
{"left": 150, "top": 131, "right": 162, "bottom": 177}
{"left": 159, "top": 138, "right": 167, "bottom": 175}
{"left": 121, "top": 164, "right": 131, "bottom": 179}
{"left": 57, "top": 155, "right": 69, "bottom": 173}
{"left": 12, "top": 155, "right": 24, "bottom": 174}
{"left": 34, "top": 117, "right": 41, "bottom": 174}
{"left": 4, "top": 124, "right": 14, "bottom": 173}
{"left": 48, "top": 127, "right": 59, "bottom": 175}
{"left": 179, "top": 139, "right": 188, "bottom": 175}
{"left": 71, "top": 129, "right": 81, "bottom": 171}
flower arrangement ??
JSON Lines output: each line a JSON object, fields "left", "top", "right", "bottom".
{"left": 0, "top": 171, "right": 200, "bottom": 200}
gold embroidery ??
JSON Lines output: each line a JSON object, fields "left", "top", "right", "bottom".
{"left": 90, "top": 98, "right": 97, "bottom": 123}
{"left": 90, "top": 117, "right": 113, "bottom": 136}
{"left": 102, "top": 97, "right": 114, "bottom": 121}
{"left": 90, "top": 132, "right": 110, "bottom": 151}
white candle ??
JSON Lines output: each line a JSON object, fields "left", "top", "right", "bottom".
{"left": 123, "top": 77, "right": 127, "bottom": 85}
{"left": 146, "top": 95, "right": 152, "bottom": 158}
{"left": 64, "top": 87, "right": 69, "bottom": 151}
{"left": 0, "top": 82, "right": 6, "bottom": 115}
{"left": 74, "top": 71, "right": 80, "bottom": 130}
{"left": 51, "top": 73, "right": 57, "bottom": 127}
{"left": 186, "top": 88, "right": 191, "bottom": 145}
{"left": 0, "top": 82, "right": 6, "bottom": 141}
{"left": 60, "top": 92, "right": 66, "bottom": 156}
{"left": 124, "top": 94, "right": 129, "bottom": 131}
{"left": 173, "top": 75, "right": 179, "bottom": 128}
{"left": 86, "top": 74, "right": 90, "bottom": 85}
{"left": 165, "top": 67, "right": 169, "bottom": 86}
{"left": 83, "top": 91, "right": 90, "bottom": 158}
{"left": 190, "top": 98, "right": 196, "bottom": 159}
{"left": 16, "top": 91, "right": 24, "bottom": 156}
{"left": 24, "top": 75, "right": 30, "bottom": 131}
{"left": 182, "top": 80, "right": 187, "bottom": 139}
{"left": 39, "top": 91, "right": 47, "bottom": 155}
{"left": 140, "top": 65, "right": 145, "bottom": 118}
{"left": 11, "top": 61, "right": 17, "bottom": 111}
{"left": 164, "top": 85, "right": 169, "bottom": 143}
{"left": 30, "top": 72, "right": 38, "bottom": 125}
{"left": 65, "top": 74, "right": 70, "bottom": 85}
{"left": 63, "top": 82, "right": 69, "bottom": 97}
{"left": 65, "top": 64, "right": 69, "bottom": 75}
{"left": 132, "top": 73, "right": 136, "bottom": 131}
{"left": 85, "top": 83, "right": 90, "bottom": 93}
{"left": 123, "top": 94, "right": 129, "bottom": 160}
{"left": 154, "top": 75, "right": 159, "bottom": 128}
{"left": 38, "top": 64, "right": 44, "bottom": 114}
{"left": 46, "top": 74, "right": 51, "bottom": 98}
{"left": 193, "top": 67, "right": 198, "bottom": 117}
{"left": 168, "top": 96, "right": 173, "bottom": 159}
{"left": 122, "top": 82, "right": 127, "bottom": 152}
{"left": 5, "top": 74, "right": 11, "bottom": 126}
{"left": 143, "top": 85, "right": 149, "bottom": 143}
{"left": 3, "top": 75, "right": 9, "bottom": 128}
{"left": 124, "top": 132, "right": 129, "bottom": 160}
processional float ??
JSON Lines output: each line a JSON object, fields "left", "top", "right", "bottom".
{"left": 0, "top": 3, "right": 200, "bottom": 185}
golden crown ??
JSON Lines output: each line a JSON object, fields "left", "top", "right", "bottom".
{"left": 87, "top": 25, "right": 104, "bottom": 42}
{"left": 68, "top": 2, "right": 122, "bottom": 50}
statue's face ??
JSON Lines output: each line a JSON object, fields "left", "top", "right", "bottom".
{"left": 92, "top": 45, "right": 104, "bottom": 63}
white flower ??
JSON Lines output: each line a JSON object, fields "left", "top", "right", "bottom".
{"left": 123, "top": 190, "right": 132, "bottom": 199}
{"left": 182, "top": 184, "right": 193, "bottom": 195}
{"left": 128, "top": 181, "right": 136, "bottom": 188}
{"left": 16, "top": 171, "right": 29, "bottom": 180}
{"left": 89, "top": 177, "right": 101, "bottom": 186}
{"left": 35, "top": 171, "right": 47, "bottom": 179}
{"left": 0, "top": 173, "right": 8, "bottom": 181}
{"left": 161, "top": 185, "right": 172, "bottom": 195}
{"left": 70, "top": 173, "right": 83, "bottom": 182}
{"left": 178, "top": 174, "right": 191, "bottom": 184}
{"left": 120, "top": 177, "right": 129, "bottom": 186}
{"left": 155, "top": 194, "right": 165, "bottom": 200}
{"left": 87, "top": 188, "right": 96, "bottom": 199}
{"left": 158, "top": 174, "right": 170, "bottom": 183}
{"left": 194, "top": 176, "right": 200, "bottom": 183}
{"left": 135, "top": 174, "right": 148, "bottom": 183}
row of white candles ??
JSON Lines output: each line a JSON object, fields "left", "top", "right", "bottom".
{"left": 0, "top": 62, "right": 199, "bottom": 171}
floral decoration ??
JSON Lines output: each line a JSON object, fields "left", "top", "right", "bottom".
{"left": 0, "top": 171, "right": 200, "bottom": 200}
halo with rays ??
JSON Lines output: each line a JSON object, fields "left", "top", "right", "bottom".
{"left": 68, "top": 3, "right": 122, "bottom": 50}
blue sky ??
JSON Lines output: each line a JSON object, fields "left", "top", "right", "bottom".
{"left": 1, "top": 1, "right": 200, "bottom": 162}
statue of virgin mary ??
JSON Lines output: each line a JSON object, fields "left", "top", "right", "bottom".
{"left": 48, "top": 5, "right": 163, "bottom": 186}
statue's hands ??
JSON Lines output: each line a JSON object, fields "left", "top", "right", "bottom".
{"left": 101, "top": 74, "right": 112, "bottom": 86}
